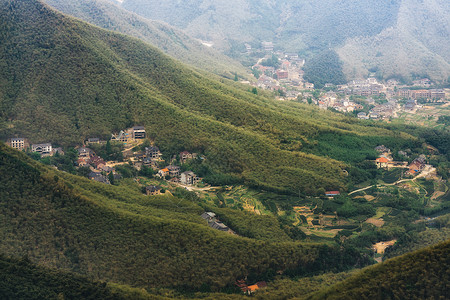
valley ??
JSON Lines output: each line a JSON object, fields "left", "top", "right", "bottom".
{"left": 0, "top": 0, "right": 449, "bottom": 298}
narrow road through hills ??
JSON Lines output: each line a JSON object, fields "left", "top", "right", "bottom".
{"left": 349, "top": 165, "right": 435, "bottom": 195}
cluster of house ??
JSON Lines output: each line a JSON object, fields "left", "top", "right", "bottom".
{"left": 338, "top": 78, "right": 384, "bottom": 97}
{"left": 248, "top": 49, "right": 313, "bottom": 97}
{"left": 374, "top": 145, "right": 426, "bottom": 176}
{"left": 200, "top": 212, "right": 235, "bottom": 234}
{"left": 317, "top": 91, "right": 363, "bottom": 113}
{"left": 5, "top": 138, "right": 64, "bottom": 157}
{"left": 336, "top": 78, "right": 446, "bottom": 101}
{"left": 357, "top": 101, "right": 399, "bottom": 120}
{"left": 406, "top": 155, "right": 427, "bottom": 176}
{"left": 77, "top": 147, "right": 122, "bottom": 184}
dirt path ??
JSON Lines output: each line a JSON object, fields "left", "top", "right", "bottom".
{"left": 349, "top": 165, "right": 435, "bottom": 195}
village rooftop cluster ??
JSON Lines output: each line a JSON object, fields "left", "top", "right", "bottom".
{"left": 243, "top": 42, "right": 448, "bottom": 122}
{"left": 5, "top": 126, "right": 203, "bottom": 191}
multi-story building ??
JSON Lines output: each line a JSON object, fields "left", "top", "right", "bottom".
{"left": 6, "top": 138, "right": 28, "bottom": 151}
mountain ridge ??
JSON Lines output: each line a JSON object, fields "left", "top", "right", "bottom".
{"left": 43, "top": 0, "right": 248, "bottom": 78}
{"left": 114, "top": 0, "right": 450, "bottom": 81}
{"left": 1, "top": 0, "right": 423, "bottom": 194}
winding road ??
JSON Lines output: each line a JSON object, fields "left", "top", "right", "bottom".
{"left": 348, "top": 165, "right": 435, "bottom": 195}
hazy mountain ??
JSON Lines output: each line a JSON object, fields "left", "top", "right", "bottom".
{"left": 43, "top": 0, "right": 247, "bottom": 78}
{"left": 114, "top": 0, "right": 450, "bottom": 81}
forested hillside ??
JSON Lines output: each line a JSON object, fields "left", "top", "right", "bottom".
{"left": 0, "top": 0, "right": 421, "bottom": 194}
{"left": 43, "top": 0, "right": 247, "bottom": 78}
{"left": 311, "top": 240, "right": 450, "bottom": 299}
{"left": 0, "top": 142, "right": 372, "bottom": 291}
{"left": 114, "top": 0, "right": 450, "bottom": 81}
{"left": 0, "top": 255, "right": 160, "bottom": 300}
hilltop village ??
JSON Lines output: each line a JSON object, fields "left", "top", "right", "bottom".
{"left": 242, "top": 42, "right": 449, "bottom": 123}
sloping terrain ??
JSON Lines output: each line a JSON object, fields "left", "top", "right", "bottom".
{"left": 338, "top": 0, "right": 450, "bottom": 81}
{"left": 0, "top": 255, "right": 160, "bottom": 300}
{"left": 311, "top": 240, "right": 450, "bottom": 299}
{"left": 0, "top": 0, "right": 421, "bottom": 193}
{"left": 43, "top": 0, "right": 247, "bottom": 78}
{"left": 0, "top": 142, "right": 371, "bottom": 290}
{"left": 114, "top": 0, "right": 450, "bottom": 81}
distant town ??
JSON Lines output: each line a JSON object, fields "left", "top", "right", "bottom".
{"left": 242, "top": 41, "right": 449, "bottom": 123}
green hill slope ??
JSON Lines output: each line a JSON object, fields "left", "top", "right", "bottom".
{"left": 0, "top": 143, "right": 372, "bottom": 291}
{"left": 0, "top": 0, "right": 419, "bottom": 194}
{"left": 115, "top": 0, "right": 450, "bottom": 81}
{"left": 43, "top": 0, "right": 247, "bottom": 78}
{"left": 0, "top": 255, "right": 161, "bottom": 300}
{"left": 310, "top": 240, "right": 450, "bottom": 299}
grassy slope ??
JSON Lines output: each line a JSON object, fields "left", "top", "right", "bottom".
{"left": 310, "top": 240, "right": 450, "bottom": 299}
{"left": 0, "top": 0, "right": 420, "bottom": 193}
{"left": 0, "top": 143, "right": 372, "bottom": 290}
{"left": 43, "top": 0, "right": 248, "bottom": 78}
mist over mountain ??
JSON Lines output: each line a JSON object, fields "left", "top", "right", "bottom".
{"left": 43, "top": 0, "right": 247, "bottom": 78}
{"left": 113, "top": 0, "right": 450, "bottom": 81}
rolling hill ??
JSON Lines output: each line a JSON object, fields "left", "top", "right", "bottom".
{"left": 310, "top": 239, "right": 450, "bottom": 299}
{"left": 0, "top": 0, "right": 422, "bottom": 194}
{"left": 43, "top": 0, "right": 248, "bottom": 78}
{"left": 113, "top": 0, "right": 450, "bottom": 82}
{"left": 0, "top": 142, "right": 372, "bottom": 291}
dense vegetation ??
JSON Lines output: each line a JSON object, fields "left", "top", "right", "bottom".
{"left": 303, "top": 50, "right": 346, "bottom": 88}
{"left": 0, "top": 0, "right": 424, "bottom": 194}
{"left": 0, "top": 143, "right": 373, "bottom": 291}
{"left": 0, "top": 255, "right": 158, "bottom": 300}
{"left": 43, "top": 0, "right": 248, "bottom": 78}
{"left": 116, "top": 0, "right": 449, "bottom": 81}
{"left": 311, "top": 240, "right": 450, "bottom": 299}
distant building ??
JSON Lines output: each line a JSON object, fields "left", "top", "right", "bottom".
{"left": 375, "top": 145, "right": 390, "bottom": 153}
{"left": 157, "top": 168, "right": 170, "bottom": 178}
{"left": 6, "top": 138, "right": 28, "bottom": 151}
{"left": 180, "top": 171, "right": 200, "bottom": 185}
{"left": 111, "top": 130, "right": 130, "bottom": 143}
{"left": 261, "top": 41, "right": 273, "bottom": 52}
{"left": 86, "top": 138, "right": 101, "bottom": 144}
{"left": 165, "top": 165, "right": 181, "bottom": 177}
{"left": 179, "top": 151, "right": 197, "bottom": 163}
{"left": 145, "top": 185, "right": 162, "bottom": 196}
{"left": 325, "top": 191, "right": 340, "bottom": 197}
{"left": 132, "top": 126, "right": 146, "bottom": 139}
{"left": 77, "top": 147, "right": 93, "bottom": 158}
{"left": 376, "top": 157, "right": 389, "bottom": 168}
{"left": 357, "top": 112, "right": 368, "bottom": 120}
{"left": 31, "top": 143, "right": 52, "bottom": 155}
{"left": 201, "top": 212, "right": 216, "bottom": 222}
{"left": 210, "top": 221, "right": 229, "bottom": 231}
{"left": 145, "top": 146, "right": 162, "bottom": 160}
{"left": 276, "top": 70, "right": 289, "bottom": 80}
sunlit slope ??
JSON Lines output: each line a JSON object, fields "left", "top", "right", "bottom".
{"left": 0, "top": 0, "right": 417, "bottom": 193}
